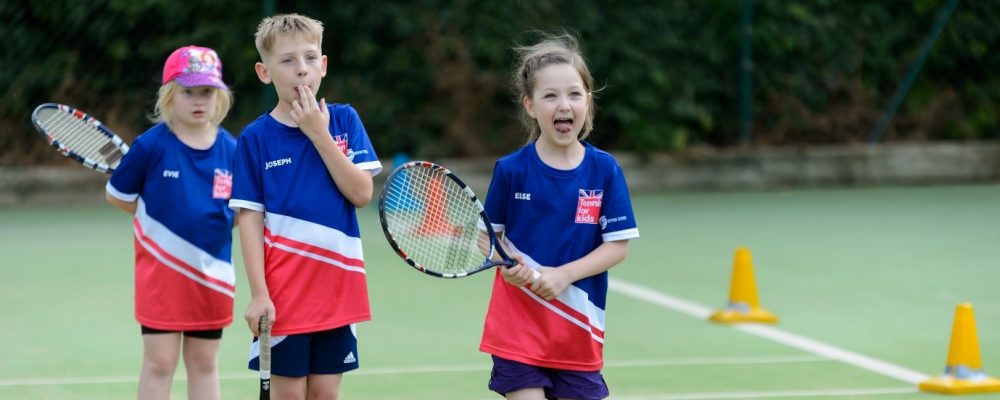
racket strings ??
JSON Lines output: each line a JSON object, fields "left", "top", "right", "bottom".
{"left": 37, "top": 109, "right": 122, "bottom": 167}
{"left": 383, "top": 167, "right": 490, "bottom": 275}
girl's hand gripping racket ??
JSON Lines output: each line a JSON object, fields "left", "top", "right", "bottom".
{"left": 378, "top": 161, "right": 540, "bottom": 280}
{"left": 258, "top": 313, "right": 271, "bottom": 400}
{"left": 30, "top": 103, "right": 130, "bottom": 174}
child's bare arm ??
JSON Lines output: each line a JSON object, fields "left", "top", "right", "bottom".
{"left": 530, "top": 240, "right": 629, "bottom": 301}
{"left": 290, "top": 85, "right": 374, "bottom": 207}
{"left": 105, "top": 192, "right": 137, "bottom": 215}
{"left": 238, "top": 209, "right": 273, "bottom": 336}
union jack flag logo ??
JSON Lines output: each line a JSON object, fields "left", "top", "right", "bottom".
{"left": 576, "top": 189, "right": 603, "bottom": 224}
{"left": 334, "top": 134, "right": 349, "bottom": 155}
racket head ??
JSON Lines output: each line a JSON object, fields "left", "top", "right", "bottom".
{"left": 30, "top": 103, "right": 130, "bottom": 174}
{"left": 258, "top": 313, "right": 271, "bottom": 399}
{"left": 378, "top": 161, "right": 513, "bottom": 278}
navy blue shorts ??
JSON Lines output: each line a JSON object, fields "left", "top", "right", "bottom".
{"left": 488, "top": 355, "right": 609, "bottom": 400}
{"left": 249, "top": 324, "right": 359, "bottom": 377}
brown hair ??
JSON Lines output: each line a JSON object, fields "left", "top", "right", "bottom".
{"left": 513, "top": 33, "right": 596, "bottom": 144}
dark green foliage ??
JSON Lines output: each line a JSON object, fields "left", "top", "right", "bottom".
{"left": 2, "top": 0, "right": 997, "bottom": 165}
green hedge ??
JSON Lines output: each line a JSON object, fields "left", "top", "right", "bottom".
{"left": 2, "top": 0, "right": 997, "bottom": 165}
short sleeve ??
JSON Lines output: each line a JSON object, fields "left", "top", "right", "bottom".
{"left": 229, "top": 132, "right": 264, "bottom": 212}
{"left": 106, "top": 137, "right": 151, "bottom": 202}
{"left": 340, "top": 105, "right": 382, "bottom": 176}
{"left": 483, "top": 161, "right": 510, "bottom": 233}
{"left": 599, "top": 159, "right": 639, "bottom": 242}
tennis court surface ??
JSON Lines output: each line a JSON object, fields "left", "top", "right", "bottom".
{"left": 2, "top": 184, "right": 999, "bottom": 399}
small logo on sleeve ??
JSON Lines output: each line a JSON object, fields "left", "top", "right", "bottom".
{"left": 575, "top": 189, "right": 603, "bottom": 224}
{"left": 600, "top": 215, "right": 627, "bottom": 230}
{"left": 514, "top": 192, "right": 532, "bottom": 200}
{"left": 212, "top": 169, "right": 233, "bottom": 199}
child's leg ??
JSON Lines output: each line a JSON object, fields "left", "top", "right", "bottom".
{"left": 181, "top": 333, "right": 222, "bottom": 400}
{"left": 504, "top": 387, "right": 547, "bottom": 400}
{"left": 138, "top": 330, "right": 181, "bottom": 400}
{"left": 272, "top": 375, "right": 308, "bottom": 399}
{"left": 306, "top": 373, "right": 344, "bottom": 400}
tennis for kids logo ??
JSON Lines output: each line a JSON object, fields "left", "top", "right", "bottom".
{"left": 212, "top": 169, "right": 233, "bottom": 199}
{"left": 575, "top": 189, "right": 603, "bottom": 224}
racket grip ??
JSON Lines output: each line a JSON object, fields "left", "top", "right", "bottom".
{"left": 531, "top": 269, "right": 541, "bottom": 281}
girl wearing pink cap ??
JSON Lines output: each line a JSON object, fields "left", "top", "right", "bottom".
{"left": 106, "top": 45, "right": 236, "bottom": 400}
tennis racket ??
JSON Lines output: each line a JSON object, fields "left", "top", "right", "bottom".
{"left": 30, "top": 103, "right": 130, "bottom": 174}
{"left": 378, "top": 161, "right": 540, "bottom": 280}
{"left": 258, "top": 313, "right": 271, "bottom": 400}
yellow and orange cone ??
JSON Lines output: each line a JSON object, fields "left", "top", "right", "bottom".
{"left": 709, "top": 247, "right": 778, "bottom": 324}
{"left": 919, "top": 303, "right": 1000, "bottom": 394}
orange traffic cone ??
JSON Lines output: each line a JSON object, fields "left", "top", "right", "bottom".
{"left": 919, "top": 303, "right": 1000, "bottom": 394}
{"left": 709, "top": 247, "right": 778, "bottom": 324}
{"left": 416, "top": 177, "right": 455, "bottom": 236}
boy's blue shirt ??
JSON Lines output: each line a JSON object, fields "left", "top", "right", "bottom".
{"left": 230, "top": 103, "right": 381, "bottom": 233}
{"left": 229, "top": 102, "right": 382, "bottom": 335}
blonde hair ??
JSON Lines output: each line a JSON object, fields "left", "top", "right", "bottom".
{"left": 255, "top": 13, "right": 324, "bottom": 61}
{"left": 513, "top": 33, "right": 596, "bottom": 144}
{"left": 151, "top": 81, "right": 233, "bottom": 128}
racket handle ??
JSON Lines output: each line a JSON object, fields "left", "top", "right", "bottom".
{"left": 531, "top": 269, "right": 541, "bottom": 281}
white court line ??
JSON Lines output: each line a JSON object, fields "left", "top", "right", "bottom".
{"left": 611, "top": 386, "right": 918, "bottom": 400}
{"left": 0, "top": 355, "right": 827, "bottom": 387}
{"left": 605, "top": 354, "right": 827, "bottom": 367}
{"left": 2, "top": 280, "right": 929, "bottom": 397}
{"left": 609, "top": 278, "right": 930, "bottom": 385}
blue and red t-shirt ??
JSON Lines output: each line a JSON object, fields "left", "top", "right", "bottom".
{"left": 479, "top": 141, "right": 639, "bottom": 371}
{"left": 106, "top": 123, "right": 237, "bottom": 331}
{"left": 229, "top": 103, "right": 381, "bottom": 336}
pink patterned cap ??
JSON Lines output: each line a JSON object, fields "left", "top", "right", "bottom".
{"left": 161, "top": 45, "right": 227, "bottom": 89}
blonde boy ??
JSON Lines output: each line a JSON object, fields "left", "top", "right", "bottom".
{"left": 230, "top": 13, "right": 382, "bottom": 400}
